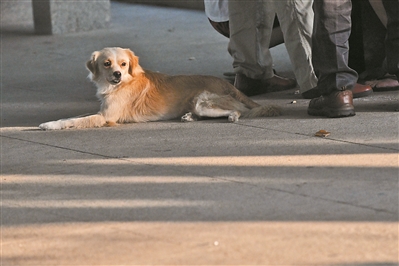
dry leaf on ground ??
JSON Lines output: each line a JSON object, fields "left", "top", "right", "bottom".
{"left": 315, "top": 130, "right": 330, "bottom": 138}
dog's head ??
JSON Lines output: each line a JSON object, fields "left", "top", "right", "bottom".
{"left": 86, "top": 47, "right": 143, "bottom": 85}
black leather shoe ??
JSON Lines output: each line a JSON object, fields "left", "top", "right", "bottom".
{"left": 234, "top": 74, "right": 264, "bottom": 96}
{"left": 307, "top": 90, "right": 355, "bottom": 118}
{"left": 261, "top": 74, "right": 297, "bottom": 92}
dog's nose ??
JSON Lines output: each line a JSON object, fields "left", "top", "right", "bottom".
{"left": 113, "top": 71, "right": 121, "bottom": 79}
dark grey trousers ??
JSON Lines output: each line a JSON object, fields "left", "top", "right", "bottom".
{"left": 383, "top": 0, "right": 399, "bottom": 78}
{"left": 312, "top": 0, "right": 399, "bottom": 95}
{"left": 312, "top": 0, "right": 358, "bottom": 95}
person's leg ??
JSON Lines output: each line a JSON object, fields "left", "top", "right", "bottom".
{"left": 228, "top": 0, "right": 296, "bottom": 96}
{"left": 382, "top": 0, "right": 399, "bottom": 80}
{"left": 308, "top": 0, "right": 356, "bottom": 118}
{"left": 312, "top": 0, "right": 358, "bottom": 95}
{"left": 351, "top": 0, "right": 399, "bottom": 92}
{"left": 228, "top": 0, "right": 274, "bottom": 80}
{"left": 274, "top": 0, "right": 318, "bottom": 94}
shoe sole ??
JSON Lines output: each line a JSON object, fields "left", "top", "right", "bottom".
{"left": 305, "top": 88, "right": 373, "bottom": 99}
{"left": 308, "top": 106, "right": 356, "bottom": 118}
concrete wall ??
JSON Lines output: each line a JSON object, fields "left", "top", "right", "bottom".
{"left": 0, "top": 0, "right": 34, "bottom": 26}
{"left": 115, "top": 0, "right": 204, "bottom": 10}
{"left": 1, "top": 0, "right": 111, "bottom": 35}
{"left": 0, "top": 0, "right": 202, "bottom": 34}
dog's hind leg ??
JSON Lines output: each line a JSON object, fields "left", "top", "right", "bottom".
{"left": 192, "top": 91, "right": 248, "bottom": 122}
{"left": 181, "top": 112, "right": 198, "bottom": 122}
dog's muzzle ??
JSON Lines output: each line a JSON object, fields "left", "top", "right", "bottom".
{"left": 110, "top": 71, "right": 122, "bottom": 84}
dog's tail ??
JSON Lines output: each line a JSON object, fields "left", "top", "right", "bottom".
{"left": 241, "top": 105, "right": 281, "bottom": 118}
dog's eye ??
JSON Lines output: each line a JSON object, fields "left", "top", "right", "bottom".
{"left": 121, "top": 62, "right": 127, "bottom": 67}
{"left": 104, "top": 61, "right": 111, "bottom": 67}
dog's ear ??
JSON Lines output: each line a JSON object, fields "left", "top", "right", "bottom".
{"left": 125, "top": 49, "right": 143, "bottom": 76}
{"left": 86, "top": 51, "right": 101, "bottom": 77}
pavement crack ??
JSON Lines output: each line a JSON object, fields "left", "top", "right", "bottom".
{"left": 235, "top": 122, "right": 399, "bottom": 152}
{"left": 199, "top": 175, "right": 397, "bottom": 216}
{"left": 1, "top": 134, "right": 118, "bottom": 160}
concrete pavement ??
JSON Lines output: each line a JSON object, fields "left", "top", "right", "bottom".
{"left": 1, "top": 1, "right": 398, "bottom": 265}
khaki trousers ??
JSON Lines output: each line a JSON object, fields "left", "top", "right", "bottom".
{"left": 228, "top": 0, "right": 318, "bottom": 93}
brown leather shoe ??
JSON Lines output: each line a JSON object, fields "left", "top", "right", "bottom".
{"left": 234, "top": 74, "right": 297, "bottom": 96}
{"left": 352, "top": 83, "right": 373, "bottom": 98}
{"left": 365, "top": 78, "right": 399, "bottom": 91}
{"left": 302, "top": 83, "right": 372, "bottom": 99}
{"left": 307, "top": 90, "right": 355, "bottom": 118}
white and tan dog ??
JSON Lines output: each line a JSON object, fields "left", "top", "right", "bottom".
{"left": 39, "top": 47, "right": 280, "bottom": 130}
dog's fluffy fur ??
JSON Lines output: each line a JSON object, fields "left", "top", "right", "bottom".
{"left": 39, "top": 47, "right": 280, "bottom": 130}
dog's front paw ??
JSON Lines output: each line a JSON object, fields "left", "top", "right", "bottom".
{"left": 39, "top": 121, "right": 63, "bottom": 130}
